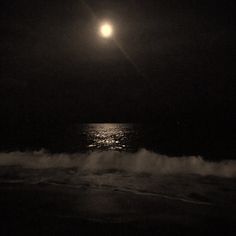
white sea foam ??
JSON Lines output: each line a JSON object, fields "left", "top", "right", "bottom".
{"left": 0, "top": 149, "right": 235, "bottom": 178}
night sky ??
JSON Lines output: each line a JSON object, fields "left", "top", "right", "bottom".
{"left": 0, "top": 0, "right": 235, "bottom": 154}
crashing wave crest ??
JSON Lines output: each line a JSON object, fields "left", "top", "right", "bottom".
{"left": 0, "top": 149, "right": 235, "bottom": 178}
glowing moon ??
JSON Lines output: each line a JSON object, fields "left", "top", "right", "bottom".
{"left": 100, "top": 23, "right": 113, "bottom": 38}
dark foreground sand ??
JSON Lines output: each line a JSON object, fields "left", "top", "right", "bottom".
{"left": 0, "top": 183, "right": 235, "bottom": 236}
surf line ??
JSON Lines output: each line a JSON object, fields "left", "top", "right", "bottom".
{"left": 46, "top": 182, "right": 212, "bottom": 206}
{"left": 113, "top": 187, "right": 213, "bottom": 206}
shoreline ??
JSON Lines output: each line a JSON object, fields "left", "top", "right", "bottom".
{"left": 0, "top": 183, "right": 235, "bottom": 236}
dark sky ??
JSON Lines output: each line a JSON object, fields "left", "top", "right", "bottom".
{"left": 0, "top": 0, "right": 235, "bottom": 151}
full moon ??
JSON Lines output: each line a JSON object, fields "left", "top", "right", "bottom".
{"left": 100, "top": 23, "right": 113, "bottom": 38}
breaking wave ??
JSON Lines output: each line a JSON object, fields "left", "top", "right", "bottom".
{"left": 0, "top": 149, "right": 235, "bottom": 178}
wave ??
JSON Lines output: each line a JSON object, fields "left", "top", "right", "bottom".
{"left": 0, "top": 149, "right": 235, "bottom": 178}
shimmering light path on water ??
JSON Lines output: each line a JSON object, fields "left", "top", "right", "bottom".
{"left": 82, "top": 124, "right": 134, "bottom": 151}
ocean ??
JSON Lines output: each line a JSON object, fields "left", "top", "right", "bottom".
{"left": 0, "top": 123, "right": 235, "bottom": 235}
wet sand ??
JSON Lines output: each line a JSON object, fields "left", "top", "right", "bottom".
{"left": 0, "top": 183, "right": 235, "bottom": 236}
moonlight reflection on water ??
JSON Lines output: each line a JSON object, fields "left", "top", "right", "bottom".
{"left": 83, "top": 124, "right": 133, "bottom": 151}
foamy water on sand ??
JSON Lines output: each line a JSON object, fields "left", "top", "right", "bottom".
{"left": 0, "top": 123, "right": 235, "bottom": 235}
{"left": 0, "top": 149, "right": 235, "bottom": 209}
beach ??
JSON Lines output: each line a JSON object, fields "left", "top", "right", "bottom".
{"left": 0, "top": 181, "right": 235, "bottom": 236}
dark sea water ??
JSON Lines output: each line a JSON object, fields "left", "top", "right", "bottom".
{"left": 75, "top": 123, "right": 233, "bottom": 159}
{"left": 0, "top": 123, "right": 235, "bottom": 178}
{"left": 0, "top": 123, "right": 235, "bottom": 236}
{"left": 1, "top": 123, "right": 235, "bottom": 161}
{"left": 3, "top": 123, "right": 231, "bottom": 160}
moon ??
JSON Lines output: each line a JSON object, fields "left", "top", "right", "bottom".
{"left": 99, "top": 23, "right": 113, "bottom": 38}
